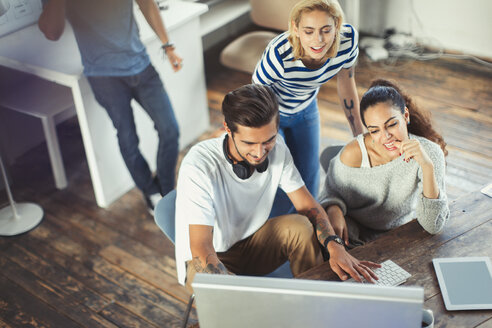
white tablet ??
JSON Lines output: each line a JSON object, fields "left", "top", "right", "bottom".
{"left": 433, "top": 257, "right": 492, "bottom": 311}
{"left": 481, "top": 183, "right": 492, "bottom": 198}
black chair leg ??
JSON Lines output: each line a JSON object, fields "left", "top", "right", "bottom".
{"left": 182, "top": 293, "right": 195, "bottom": 328}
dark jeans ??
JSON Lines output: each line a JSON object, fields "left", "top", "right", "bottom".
{"left": 88, "top": 64, "right": 179, "bottom": 196}
{"left": 269, "top": 98, "right": 321, "bottom": 217}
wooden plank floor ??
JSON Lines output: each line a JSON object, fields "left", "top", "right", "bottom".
{"left": 0, "top": 42, "right": 491, "bottom": 327}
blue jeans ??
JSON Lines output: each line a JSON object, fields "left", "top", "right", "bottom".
{"left": 270, "top": 99, "right": 320, "bottom": 217}
{"left": 88, "top": 64, "right": 179, "bottom": 197}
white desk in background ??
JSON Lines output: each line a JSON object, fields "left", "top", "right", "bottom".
{"left": 0, "top": 1, "right": 210, "bottom": 208}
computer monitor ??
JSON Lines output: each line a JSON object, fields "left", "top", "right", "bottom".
{"left": 192, "top": 273, "right": 424, "bottom": 328}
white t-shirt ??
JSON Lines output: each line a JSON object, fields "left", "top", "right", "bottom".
{"left": 175, "top": 134, "right": 304, "bottom": 284}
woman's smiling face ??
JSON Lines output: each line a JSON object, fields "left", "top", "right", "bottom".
{"left": 293, "top": 10, "right": 336, "bottom": 63}
{"left": 364, "top": 102, "right": 410, "bottom": 155}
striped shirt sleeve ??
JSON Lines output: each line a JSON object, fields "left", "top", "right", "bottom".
{"left": 253, "top": 34, "right": 287, "bottom": 85}
{"left": 341, "top": 25, "right": 359, "bottom": 69}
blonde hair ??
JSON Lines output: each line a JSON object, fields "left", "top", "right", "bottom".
{"left": 287, "top": 0, "right": 345, "bottom": 60}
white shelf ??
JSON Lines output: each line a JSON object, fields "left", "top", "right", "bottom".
{"left": 199, "top": 0, "right": 250, "bottom": 36}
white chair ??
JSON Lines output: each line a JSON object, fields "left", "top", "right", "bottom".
{"left": 219, "top": 0, "right": 299, "bottom": 74}
{"left": 0, "top": 76, "right": 75, "bottom": 189}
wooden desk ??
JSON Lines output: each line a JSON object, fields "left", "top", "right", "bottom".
{"left": 298, "top": 189, "right": 492, "bottom": 328}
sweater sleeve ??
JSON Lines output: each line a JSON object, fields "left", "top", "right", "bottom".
{"left": 318, "top": 156, "right": 348, "bottom": 215}
{"left": 415, "top": 141, "right": 450, "bottom": 234}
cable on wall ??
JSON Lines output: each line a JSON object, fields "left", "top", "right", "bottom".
{"left": 360, "top": 0, "right": 492, "bottom": 70}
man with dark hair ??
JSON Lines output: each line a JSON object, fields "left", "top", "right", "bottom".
{"left": 174, "top": 84, "right": 379, "bottom": 290}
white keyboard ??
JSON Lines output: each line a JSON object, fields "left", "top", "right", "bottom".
{"left": 346, "top": 260, "right": 411, "bottom": 286}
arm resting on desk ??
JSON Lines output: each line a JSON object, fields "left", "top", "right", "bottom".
{"left": 38, "top": 0, "right": 66, "bottom": 41}
{"left": 326, "top": 205, "right": 349, "bottom": 245}
{"left": 288, "top": 186, "right": 380, "bottom": 282}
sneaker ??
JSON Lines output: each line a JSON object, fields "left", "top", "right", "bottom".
{"left": 145, "top": 193, "right": 162, "bottom": 216}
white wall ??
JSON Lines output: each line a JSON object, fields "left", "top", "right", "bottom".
{"left": 357, "top": 0, "right": 492, "bottom": 58}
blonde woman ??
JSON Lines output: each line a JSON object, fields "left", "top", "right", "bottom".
{"left": 253, "top": 0, "right": 363, "bottom": 216}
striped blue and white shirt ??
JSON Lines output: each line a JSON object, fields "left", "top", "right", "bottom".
{"left": 253, "top": 24, "right": 359, "bottom": 116}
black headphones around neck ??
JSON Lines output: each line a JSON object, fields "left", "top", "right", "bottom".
{"left": 222, "top": 135, "right": 269, "bottom": 180}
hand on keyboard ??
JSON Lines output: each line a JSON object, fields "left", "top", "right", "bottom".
{"left": 345, "top": 260, "right": 411, "bottom": 286}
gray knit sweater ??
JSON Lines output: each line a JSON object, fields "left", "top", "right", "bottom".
{"left": 319, "top": 134, "right": 449, "bottom": 235}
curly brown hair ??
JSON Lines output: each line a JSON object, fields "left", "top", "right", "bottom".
{"left": 360, "top": 79, "right": 448, "bottom": 156}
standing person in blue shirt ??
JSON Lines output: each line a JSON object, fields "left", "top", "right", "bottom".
{"left": 38, "top": 0, "right": 181, "bottom": 213}
{"left": 253, "top": 0, "right": 363, "bottom": 217}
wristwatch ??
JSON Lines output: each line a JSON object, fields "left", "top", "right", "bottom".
{"left": 323, "top": 235, "right": 344, "bottom": 249}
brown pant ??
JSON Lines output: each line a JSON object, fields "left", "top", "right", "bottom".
{"left": 185, "top": 214, "right": 323, "bottom": 292}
